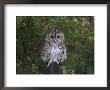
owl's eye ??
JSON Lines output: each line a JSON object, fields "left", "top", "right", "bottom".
{"left": 57, "top": 35, "right": 60, "bottom": 38}
{"left": 51, "top": 35, "right": 54, "bottom": 38}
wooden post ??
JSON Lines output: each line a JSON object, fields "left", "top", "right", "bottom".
{"left": 45, "top": 62, "right": 62, "bottom": 74}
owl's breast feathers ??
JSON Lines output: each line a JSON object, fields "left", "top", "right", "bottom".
{"left": 51, "top": 46, "right": 61, "bottom": 54}
{"left": 41, "top": 42, "right": 67, "bottom": 66}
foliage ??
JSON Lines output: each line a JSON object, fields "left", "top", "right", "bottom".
{"left": 16, "top": 16, "right": 94, "bottom": 74}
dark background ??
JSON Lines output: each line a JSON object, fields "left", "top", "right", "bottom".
{"left": 16, "top": 16, "right": 94, "bottom": 74}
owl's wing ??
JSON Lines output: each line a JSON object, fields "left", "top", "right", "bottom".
{"left": 41, "top": 45, "right": 50, "bottom": 63}
{"left": 61, "top": 46, "right": 67, "bottom": 63}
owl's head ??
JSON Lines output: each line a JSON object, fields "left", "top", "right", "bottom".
{"left": 45, "top": 28, "right": 64, "bottom": 44}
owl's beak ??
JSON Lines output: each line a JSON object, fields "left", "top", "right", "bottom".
{"left": 54, "top": 39, "right": 56, "bottom": 43}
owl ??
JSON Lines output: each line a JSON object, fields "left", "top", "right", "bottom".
{"left": 41, "top": 28, "right": 67, "bottom": 66}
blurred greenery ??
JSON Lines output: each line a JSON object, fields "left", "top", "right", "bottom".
{"left": 16, "top": 16, "right": 94, "bottom": 74}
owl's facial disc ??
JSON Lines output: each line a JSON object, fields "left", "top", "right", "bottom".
{"left": 50, "top": 35, "right": 57, "bottom": 43}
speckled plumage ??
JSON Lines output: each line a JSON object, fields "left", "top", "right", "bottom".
{"left": 41, "top": 28, "right": 67, "bottom": 66}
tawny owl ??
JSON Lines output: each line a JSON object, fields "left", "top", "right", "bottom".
{"left": 41, "top": 28, "right": 67, "bottom": 66}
